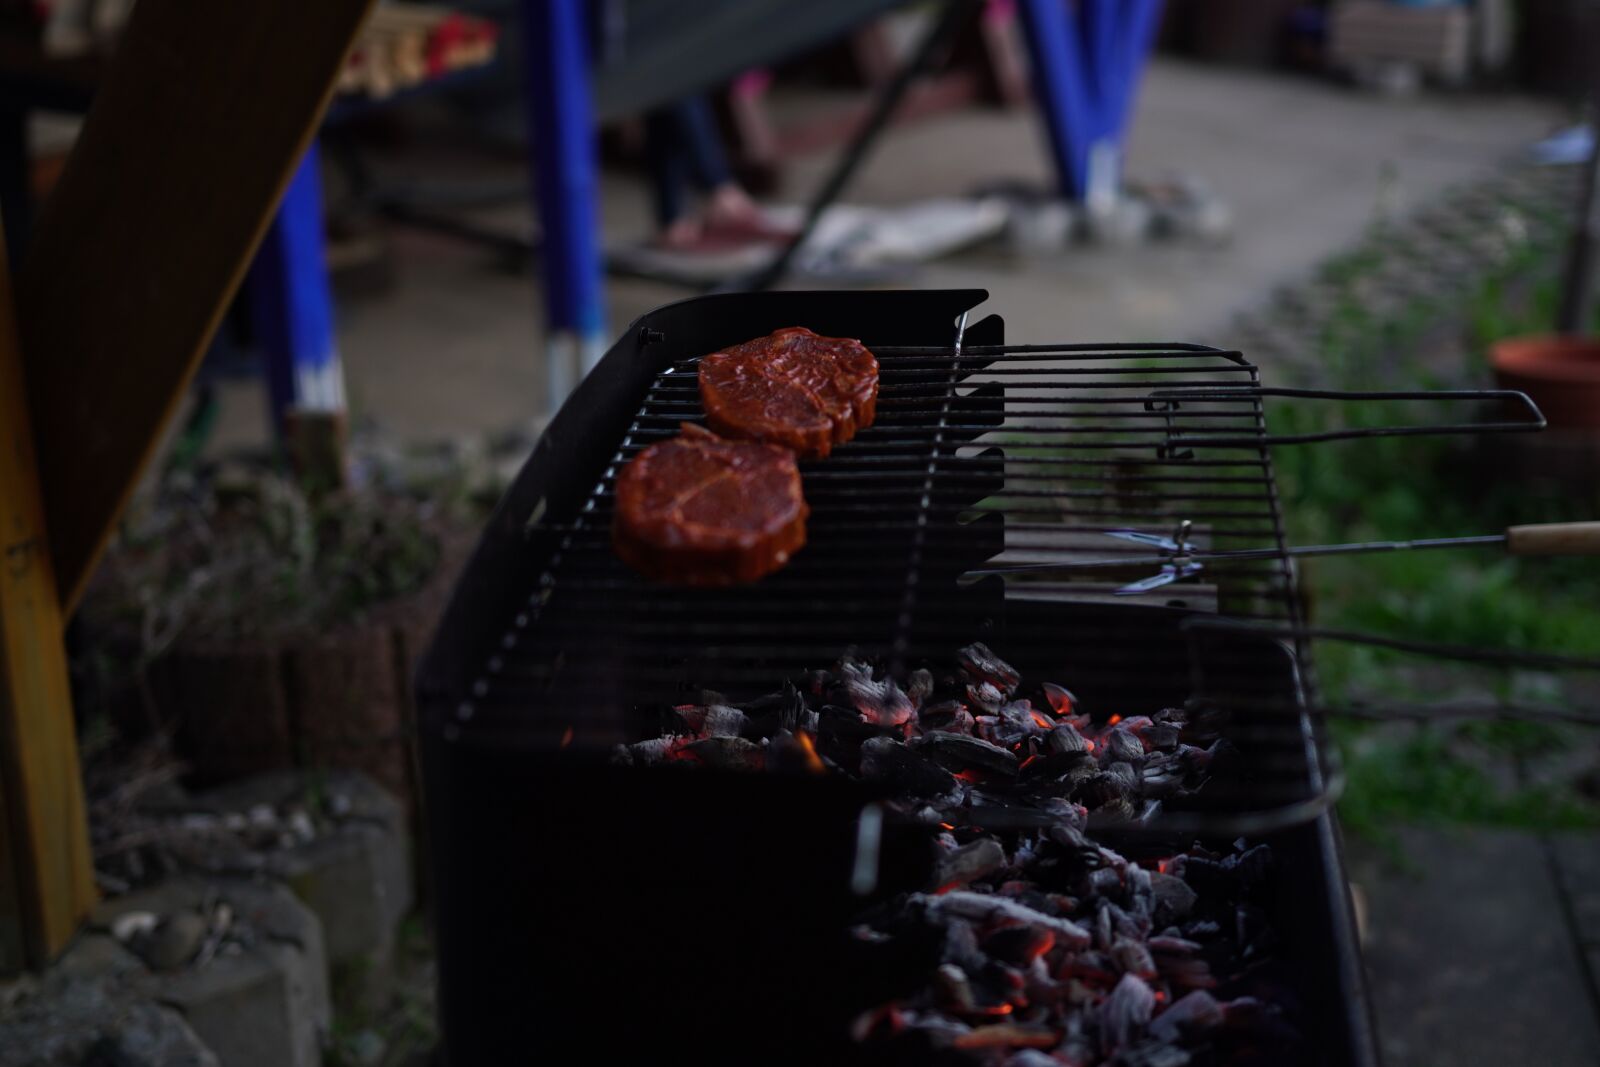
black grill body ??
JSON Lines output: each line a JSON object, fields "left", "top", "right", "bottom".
{"left": 416, "top": 290, "right": 1377, "bottom": 1065}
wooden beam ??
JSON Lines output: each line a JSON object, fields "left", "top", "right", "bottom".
{"left": 0, "top": 222, "right": 95, "bottom": 971}
{"left": 15, "top": 0, "right": 377, "bottom": 613}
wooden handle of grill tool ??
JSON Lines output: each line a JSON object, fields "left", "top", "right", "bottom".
{"left": 1505, "top": 522, "right": 1600, "bottom": 556}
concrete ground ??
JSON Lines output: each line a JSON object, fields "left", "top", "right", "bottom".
{"left": 1348, "top": 827, "right": 1600, "bottom": 1067}
{"left": 208, "top": 58, "right": 1563, "bottom": 448}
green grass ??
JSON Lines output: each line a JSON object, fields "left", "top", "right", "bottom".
{"left": 1334, "top": 722, "right": 1600, "bottom": 847}
{"left": 1264, "top": 194, "right": 1600, "bottom": 837}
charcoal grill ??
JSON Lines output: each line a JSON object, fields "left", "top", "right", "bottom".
{"left": 417, "top": 290, "right": 1379, "bottom": 1064}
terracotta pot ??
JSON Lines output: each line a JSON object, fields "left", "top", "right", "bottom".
{"left": 1490, "top": 335, "right": 1600, "bottom": 430}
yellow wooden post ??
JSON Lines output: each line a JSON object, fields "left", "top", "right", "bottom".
{"left": 0, "top": 226, "right": 96, "bottom": 972}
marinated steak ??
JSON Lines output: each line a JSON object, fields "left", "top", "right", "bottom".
{"left": 698, "top": 327, "right": 879, "bottom": 458}
{"left": 613, "top": 424, "right": 808, "bottom": 586}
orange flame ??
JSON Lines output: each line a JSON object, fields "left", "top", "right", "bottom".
{"left": 1032, "top": 712, "right": 1055, "bottom": 730}
{"left": 795, "top": 730, "right": 827, "bottom": 774}
{"left": 1107, "top": 714, "right": 1123, "bottom": 726}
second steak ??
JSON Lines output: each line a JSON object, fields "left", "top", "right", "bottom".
{"left": 698, "top": 327, "right": 879, "bottom": 458}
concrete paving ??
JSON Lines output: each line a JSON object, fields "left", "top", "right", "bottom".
{"left": 206, "top": 59, "right": 1561, "bottom": 448}
{"left": 1347, "top": 828, "right": 1600, "bottom": 1067}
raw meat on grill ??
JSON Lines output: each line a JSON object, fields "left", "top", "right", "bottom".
{"left": 698, "top": 326, "right": 879, "bottom": 458}
{"left": 613, "top": 423, "right": 809, "bottom": 586}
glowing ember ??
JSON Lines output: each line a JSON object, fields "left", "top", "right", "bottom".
{"left": 794, "top": 730, "right": 827, "bottom": 774}
{"left": 606, "top": 642, "right": 1283, "bottom": 1062}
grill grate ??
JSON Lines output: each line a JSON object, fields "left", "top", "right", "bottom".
{"left": 440, "top": 308, "right": 1346, "bottom": 829}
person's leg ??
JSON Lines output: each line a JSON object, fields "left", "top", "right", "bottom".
{"left": 672, "top": 96, "right": 763, "bottom": 231}
{"left": 643, "top": 106, "right": 696, "bottom": 245}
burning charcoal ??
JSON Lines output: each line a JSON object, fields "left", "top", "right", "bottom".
{"left": 1149, "top": 873, "right": 1197, "bottom": 921}
{"left": 966, "top": 681, "right": 1005, "bottom": 715}
{"left": 983, "top": 925, "right": 1056, "bottom": 966}
{"left": 677, "top": 704, "right": 748, "bottom": 737}
{"left": 1089, "top": 867, "right": 1122, "bottom": 898}
{"left": 1104, "top": 727, "right": 1146, "bottom": 765}
{"left": 1137, "top": 722, "right": 1181, "bottom": 752}
{"left": 914, "top": 732, "right": 1020, "bottom": 778}
{"left": 1149, "top": 990, "right": 1223, "bottom": 1044}
{"left": 612, "top": 736, "right": 683, "bottom": 766}
{"left": 1148, "top": 935, "right": 1200, "bottom": 955}
{"left": 861, "top": 736, "right": 959, "bottom": 797}
{"left": 1140, "top": 755, "right": 1188, "bottom": 798}
{"left": 737, "top": 683, "right": 805, "bottom": 733}
{"left": 1094, "top": 904, "right": 1115, "bottom": 951}
{"left": 1001, "top": 699, "right": 1040, "bottom": 729}
{"left": 943, "top": 918, "right": 989, "bottom": 975}
{"left": 1156, "top": 953, "right": 1217, "bottom": 990}
{"left": 908, "top": 669, "right": 935, "bottom": 708}
{"left": 920, "top": 700, "right": 974, "bottom": 733}
{"left": 1109, "top": 936, "right": 1157, "bottom": 979}
{"left": 682, "top": 736, "right": 764, "bottom": 772}
{"left": 842, "top": 659, "right": 916, "bottom": 727}
{"left": 1098, "top": 973, "right": 1155, "bottom": 1055}
{"left": 817, "top": 704, "right": 880, "bottom": 740}
{"left": 934, "top": 838, "right": 1007, "bottom": 890}
{"left": 1106, "top": 762, "right": 1139, "bottom": 791}
{"left": 935, "top": 963, "right": 978, "bottom": 1012}
{"left": 918, "top": 891, "right": 1092, "bottom": 948}
{"left": 1117, "top": 1041, "right": 1192, "bottom": 1067}
{"left": 1232, "top": 844, "right": 1273, "bottom": 887}
{"left": 1041, "top": 682, "right": 1080, "bottom": 718}
{"left": 1009, "top": 1050, "right": 1064, "bottom": 1067}
{"left": 1079, "top": 771, "right": 1131, "bottom": 810}
{"left": 958, "top": 642, "right": 1021, "bottom": 695}
{"left": 1047, "top": 723, "right": 1089, "bottom": 757}
{"left": 951, "top": 1023, "right": 1057, "bottom": 1050}
{"left": 768, "top": 730, "right": 827, "bottom": 775}
{"left": 894, "top": 1011, "right": 973, "bottom": 1044}
{"left": 1236, "top": 902, "right": 1275, "bottom": 961}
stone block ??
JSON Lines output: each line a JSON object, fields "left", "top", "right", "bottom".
{"left": 93, "top": 877, "right": 330, "bottom": 1067}
{"left": 190, "top": 770, "right": 413, "bottom": 970}
{"left": 0, "top": 937, "right": 217, "bottom": 1067}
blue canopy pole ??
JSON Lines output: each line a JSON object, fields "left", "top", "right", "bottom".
{"left": 1109, "top": 0, "right": 1165, "bottom": 148}
{"left": 1016, "top": 0, "right": 1093, "bottom": 200}
{"left": 520, "top": 0, "right": 607, "bottom": 413}
{"left": 1017, "top": 0, "right": 1163, "bottom": 206}
{"left": 251, "top": 141, "right": 346, "bottom": 438}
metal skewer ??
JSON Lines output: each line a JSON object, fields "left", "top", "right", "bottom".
{"left": 966, "top": 521, "right": 1600, "bottom": 593}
